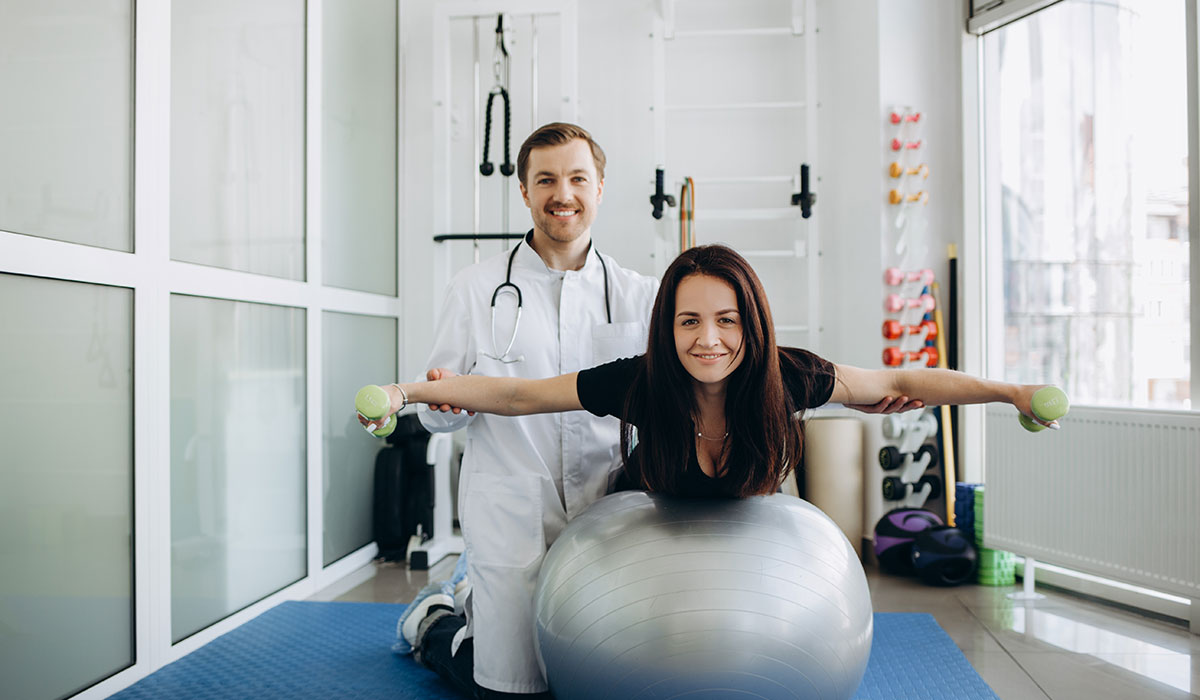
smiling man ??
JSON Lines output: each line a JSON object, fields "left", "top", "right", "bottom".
{"left": 399, "top": 123, "right": 659, "bottom": 699}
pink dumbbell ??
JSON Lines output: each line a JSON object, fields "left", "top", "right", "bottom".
{"left": 890, "top": 138, "right": 923, "bottom": 151}
{"left": 888, "top": 111, "right": 922, "bottom": 125}
{"left": 883, "top": 267, "right": 934, "bottom": 286}
{"left": 884, "top": 293, "right": 935, "bottom": 313}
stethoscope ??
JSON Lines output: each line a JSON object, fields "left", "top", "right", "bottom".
{"left": 485, "top": 233, "right": 613, "bottom": 363}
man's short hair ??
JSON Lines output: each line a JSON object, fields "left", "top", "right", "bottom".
{"left": 517, "top": 122, "right": 606, "bottom": 185}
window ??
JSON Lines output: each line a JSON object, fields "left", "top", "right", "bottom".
{"left": 982, "top": 0, "right": 1191, "bottom": 409}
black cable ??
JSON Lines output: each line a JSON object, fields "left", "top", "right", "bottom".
{"left": 481, "top": 14, "right": 514, "bottom": 177}
{"left": 500, "top": 88, "right": 514, "bottom": 176}
{"left": 597, "top": 248, "right": 612, "bottom": 323}
{"left": 480, "top": 91, "right": 497, "bottom": 176}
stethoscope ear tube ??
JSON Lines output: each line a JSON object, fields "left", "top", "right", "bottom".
{"left": 485, "top": 238, "right": 612, "bottom": 363}
{"left": 490, "top": 277, "right": 522, "bottom": 308}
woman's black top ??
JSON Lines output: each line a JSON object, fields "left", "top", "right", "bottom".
{"left": 575, "top": 347, "right": 836, "bottom": 497}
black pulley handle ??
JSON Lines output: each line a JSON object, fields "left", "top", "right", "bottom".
{"left": 791, "top": 163, "right": 817, "bottom": 219}
{"left": 649, "top": 168, "right": 677, "bottom": 219}
{"left": 480, "top": 15, "right": 514, "bottom": 177}
{"left": 480, "top": 88, "right": 513, "bottom": 177}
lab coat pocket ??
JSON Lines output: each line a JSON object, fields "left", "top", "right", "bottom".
{"left": 591, "top": 322, "right": 647, "bottom": 366}
{"left": 462, "top": 472, "right": 544, "bottom": 569}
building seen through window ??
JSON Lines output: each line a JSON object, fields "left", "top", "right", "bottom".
{"left": 984, "top": 0, "right": 1191, "bottom": 409}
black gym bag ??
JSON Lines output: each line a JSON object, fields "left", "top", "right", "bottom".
{"left": 372, "top": 414, "right": 434, "bottom": 562}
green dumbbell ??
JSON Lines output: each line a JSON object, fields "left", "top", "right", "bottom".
{"left": 356, "top": 384, "right": 397, "bottom": 438}
{"left": 1018, "top": 385, "right": 1069, "bottom": 432}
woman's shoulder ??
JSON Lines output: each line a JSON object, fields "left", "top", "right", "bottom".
{"left": 577, "top": 354, "right": 646, "bottom": 418}
{"left": 587, "top": 353, "right": 645, "bottom": 375}
{"left": 778, "top": 345, "right": 834, "bottom": 373}
{"left": 778, "top": 346, "right": 837, "bottom": 408}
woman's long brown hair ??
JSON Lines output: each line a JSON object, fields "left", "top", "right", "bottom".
{"left": 619, "top": 244, "right": 808, "bottom": 497}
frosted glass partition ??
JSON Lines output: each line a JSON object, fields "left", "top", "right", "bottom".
{"left": 322, "top": 0, "right": 398, "bottom": 296}
{"left": 0, "top": 275, "right": 133, "bottom": 700}
{"left": 0, "top": 1, "right": 132, "bottom": 250}
{"left": 322, "top": 312, "right": 396, "bottom": 565}
{"left": 170, "top": 0, "right": 306, "bottom": 279}
{"left": 170, "top": 295, "right": 306, "bottom": 642}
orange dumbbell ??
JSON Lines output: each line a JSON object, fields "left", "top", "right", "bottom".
{"left": 882, "top": 346, "right": 939, "bottom": 367}
{"left": 888, "top": 162, "right": 930, "bottom": 179}
{"left": 888, "top": 190, "right": 929, "bottom": 205}
{"left": 882, "top": 319, "right": 937, "bottom": 341}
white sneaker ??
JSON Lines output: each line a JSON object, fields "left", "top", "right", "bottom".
{"left": 393, "top": 581, "right": 454, "bottom": 654}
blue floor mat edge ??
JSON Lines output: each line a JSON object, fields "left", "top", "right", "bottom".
{"left": 108, "top": 601, "right": 998, "bottom": 700}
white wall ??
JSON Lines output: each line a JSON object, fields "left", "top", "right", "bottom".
{"left": 399, "top": 0, "right": 971, "bottom": 422}
{"left": 576, "top": 0, "right": 661, "bottom": 277}
{"left": 815, "top": 0, "right": 976, "bottom": 502}
{"left": 398, "top": 0, "right": 438, "bottom": 378}
{"left": 878, "top": 0, "right": 966, "bottom": 315}
{"left": 814, "top": 0, "right": 965, "bottom": 364}
{"left": 398, "top": 0, "right": 662, "bottom": 378}
{"left": 814, "top": 0, "right": 884, "bottom": 368}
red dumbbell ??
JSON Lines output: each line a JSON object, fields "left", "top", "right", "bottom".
{"left": 882, "top": 346, "right": 939, "bottom": 367}
{"left": 888, "top": 111, "right": 922, "bottom": 125}
{"left": 882, "top": 319, "right": 937, "bottom": 340}
{"left": 883, "top": 267, "right": 934, "bottom": 286}
{"left": 884, "top": 293, "right": 935, "bottom": 314}
{"left": 890, "top": 138, "right": 922, "bottom": 151}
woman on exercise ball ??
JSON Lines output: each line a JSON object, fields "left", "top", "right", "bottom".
{"left": 361, "top": 244, "right": 1062, "bottom": 499}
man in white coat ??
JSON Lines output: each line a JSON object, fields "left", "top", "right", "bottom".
{"left": 398, "top": 123, "right": 659, "bottom": 698}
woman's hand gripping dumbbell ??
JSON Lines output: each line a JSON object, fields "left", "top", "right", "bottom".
{"left": 355, "top": 384, "right": 404, "bottom": 438}
{"left": 1016, "top": 385, "right": 1069, "bottom": 432}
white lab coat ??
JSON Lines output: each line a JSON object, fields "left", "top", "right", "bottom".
{"left": 420, "top": 238, "right": 658, "bottom": 694}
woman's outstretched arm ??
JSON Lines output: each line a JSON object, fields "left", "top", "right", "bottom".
{"left": 828, "top": 364, "right": 1058, "bottom": 428}
{"left": 359, "top": 373, "right": 583, "bottom": 431}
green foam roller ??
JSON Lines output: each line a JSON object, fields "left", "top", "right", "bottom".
{"left": 977, "top": 546, "right": 1016, "bottom": 585}
{"left": 978, "top": 548, "right": 1014, "bottom": 568}
{"left": 355, "top": 384, "right": 396, "bottom": 438}
{"left": 1018, "top": 385, "right": 1070, "bottom": 432}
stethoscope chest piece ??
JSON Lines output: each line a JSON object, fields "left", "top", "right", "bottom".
{"left": 487, "top": 275, "right": 524, "bottom": 364}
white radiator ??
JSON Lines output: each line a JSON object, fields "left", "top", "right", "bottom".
{"left": 985, "top": 405, "right": 1200, "bottom": 602}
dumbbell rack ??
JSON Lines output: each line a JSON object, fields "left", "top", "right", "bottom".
{"left": 878, "top": 105, "right": 942, "bottom": 512}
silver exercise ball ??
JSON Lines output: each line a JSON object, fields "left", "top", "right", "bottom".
{"left": 534, "top": 491, "right": 873, "bottom": 700}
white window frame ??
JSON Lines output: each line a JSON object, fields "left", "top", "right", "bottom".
{"left": 0, "top": 1, "right": 404, "bottom": 697}
{"left": 963, "top": 0, "right": 1200, "bottom": 415}
{"left": 961, "top": 0, "right": 1200, "bottom": 624}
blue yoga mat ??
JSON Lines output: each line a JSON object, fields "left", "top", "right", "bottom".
{"left": 108, "top": 601, "right": 998, "bottom": 700}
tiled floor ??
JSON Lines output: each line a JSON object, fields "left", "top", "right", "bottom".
{"left": 313, "top": 557, "right": 1200, "bottom": 699}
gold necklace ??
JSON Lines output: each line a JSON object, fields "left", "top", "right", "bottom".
{"left": 696, "top": 430, "right": 729, "bottom": 441}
